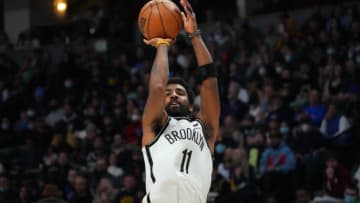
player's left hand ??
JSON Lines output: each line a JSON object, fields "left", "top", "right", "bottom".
{"left": 180, "top": 0, "right": 198, "bottom": 34}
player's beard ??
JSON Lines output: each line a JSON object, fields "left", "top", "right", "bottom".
{"left": 165, "top": 102, "right": 191, "bottom": 117}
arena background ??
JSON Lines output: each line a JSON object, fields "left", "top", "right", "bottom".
{"left": 0, "top": 0, "right": 360, "bottom": 203}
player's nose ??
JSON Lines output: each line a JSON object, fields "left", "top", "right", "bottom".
{"left": 169, "top": 92, "right": 178, "bottom": 99}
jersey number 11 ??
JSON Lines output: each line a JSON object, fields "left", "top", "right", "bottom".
{"left": 180, "top": 149, "right": 192, "bottom": 174}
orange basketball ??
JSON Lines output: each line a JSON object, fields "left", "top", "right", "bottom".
{"left": 138, "top": 0, "right": 183, "bottom": 40}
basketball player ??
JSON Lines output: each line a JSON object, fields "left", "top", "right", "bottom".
{"left": 141, "top": 0, "right": 220, "bottom": 202}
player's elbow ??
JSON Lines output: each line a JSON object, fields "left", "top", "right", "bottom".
{"left": 149, "top": 83, "right": 166, "bottom": 94}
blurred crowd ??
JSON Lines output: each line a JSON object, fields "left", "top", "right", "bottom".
{"left": 1, "top": 2, "right": 360, "bottom": 203}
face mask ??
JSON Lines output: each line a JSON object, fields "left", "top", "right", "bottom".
{"left": 26, "top": 109, "right": 35, "bottom": 118}
{"left": 131, "top": 114, "right": 140, "bottom": 122}
{"left": 215, "top": 144, "right": 225, "bottom": 154}
{"left": 280, "top": 126, "right": 289, "bottom": 135}
{"left": 1, "top": 123, "right": 9, "bottom": 130}
{"left": 284, "top": 54, "right": 292, "bottom": 63}
{"left": 301, "top": 124, "right": 310, "bottom": 132}
{"left": 275, "top": 66, "right": 283, "bottom": 74}
{"left": 64, "top": 79, "right": 73, "bottom": 88}
{"left": 0, "top": 187, "right": 7, "bottom": 192}
{"left": 258, "top": 67, "right": 266, "bottom": 76}
{"left": 327, "top": 47, "right": 335, "bottom": 55}
{"left": 344, "top": 195, "right": 356, "bottom": 203}
{"left": 356, "top": 56, "right": 360, "bottom": 64}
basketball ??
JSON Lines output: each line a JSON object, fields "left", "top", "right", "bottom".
{"left": 138, "top": 0, "right": 183, "bottom": 40}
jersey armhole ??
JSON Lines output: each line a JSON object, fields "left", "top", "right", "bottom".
{"left": 195, "top": 118, "right": 214, "bottom": 156}
{"left": 144, "top": 116, "right": 171, "bottom": 148}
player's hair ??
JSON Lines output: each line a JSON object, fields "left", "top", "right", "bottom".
{"left": 167, "top": 77, "right": 195, "bottom": 105}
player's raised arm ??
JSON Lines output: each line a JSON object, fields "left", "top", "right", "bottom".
{"left": 142, "top": 38, "right": 172, "bottom": 147}
{"left": 180, "top": 0, "right": 220, "bottom": 149}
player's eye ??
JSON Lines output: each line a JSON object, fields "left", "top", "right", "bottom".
{"left": 176, "top": 90, "right": 185, "bottom": 96}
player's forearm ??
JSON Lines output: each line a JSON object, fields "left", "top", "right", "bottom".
{"left": 149, "top": 45, "right": 169, "bottom": 89}
{"left": 191, "top": 36, "right": 213, "bottom": 67}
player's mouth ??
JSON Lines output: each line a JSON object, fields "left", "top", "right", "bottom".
{"left": 169, "top": 102, "right": 180, "bottom": 108}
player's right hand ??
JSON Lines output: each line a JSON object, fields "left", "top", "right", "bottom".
{"left": 143, "top": 38, "right": 173, "bottom": 48}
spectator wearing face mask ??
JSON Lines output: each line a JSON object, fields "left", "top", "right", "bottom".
{"left": 291, "top": 111, "right": 325, "bottom": 191}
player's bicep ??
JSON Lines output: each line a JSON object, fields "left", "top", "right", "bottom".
{"left": 142, "top": 85, "right": 167, "bottom": 132}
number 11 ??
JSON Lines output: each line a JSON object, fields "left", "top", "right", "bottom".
{"left": 180, "top": 149, "right": 192, "bottom": 174}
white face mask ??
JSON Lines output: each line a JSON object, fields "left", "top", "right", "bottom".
{"left": 26, "top": 109, "right": 35, "bottom": 117}
{"left": 64, "top": 79, "right": 73, "bottom": 88}
{"left": 327, "top": 47, "right": 335, "bottom": 55}
{"left": 131, "top": 114, "right": 140, "bottom": 122}
{"left": 280, "top": 126, "right": 289, "bottom": 134}
{"left": 1, "top": 122, "right": 9, "bottom": 130}
{"left": 284, "top": 54, "right": 292, "bottom": 63}
{"left": 356, "top": 56, "right": 360, "bottom": 64}
{"left": 258, "top": 67, "right": 266, "bottom": 76}
{"left": 301, "top": 124, "right": 310, "bottom": 132}
{"left": 0, "top": 186, "right": 8, "bottom": 192}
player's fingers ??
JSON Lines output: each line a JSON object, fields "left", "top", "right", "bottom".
{"left": 166, "top": 38, "right": 174, "bottom": 45}
{"left": 143, "top": 39, "right": 150, "bottom": 45}
{"left": 180, "top": 0, "right": 185, "bottom": 7}
{"left": 180, "top": 0, "right": 192, "bottom": 16}
{"left": 180, "top": 0, "right": 187, "bottom": 11}
{"left": 180, "top": 12, "right": 187, "bottom": 23}
{"left": 184, "top": 0, "right": 194, "bottom": 14}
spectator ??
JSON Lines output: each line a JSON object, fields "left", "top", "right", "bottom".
{"left": 89, "top": 158, "right": 111, "bottom": 192}
{"left": 210, "top": 166, "right": 231, "bottom": 203}
{"left": 17, "top": 185, "right": 32, "bottom": 203}
{"left": 291, "top": 111, "right": 325, "bottom": 191}
{"left": 229, "top": 148, "right": 257, "bottom": 203}
{"left": 36, "top": 184, "right": 67, "bottom": 203}
{"left": 343, "top": 183, "right": 360, "bottom": 203}
{"left": 294, "top": 188, "right": 312, "bottom": 203}
{"left": 323, "top": 151, "right": 352, "bottom": 199}
{"left": 259, "top": 131, "right": 296, "bottom": 203}
{"left": 45, "top": 151, "right": 71, "bottom": 189}
{"left": 92, "top": 178, "right": 116, "bottom": 203}
{"left": 86, "top": 136, "right": 107, "bottom": 172}
{"left": 113, "top": 175, "right": 140, "bottom": 203}
{"left": 221, "top": 80, "right": 248, "bottom": 121}
{"left": 107, "top": 153, "right": 124, "bottom": 182}
{"left": 63, "top": 169, "right": 77, "bottom": 201}
{"left": 320, "top": 102, "right": 351, "bottom": 147}
{"left": 110, "top": 133, "right": 132, "bottom": 170}
{"left": 68, "top": 175, "right": 93, "bottom": 203}
{"left": 0, "top": 175, "right": 17, "bottom": 202}
{"left": 303, "top": 89, "right": 326, "bottom": 127}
